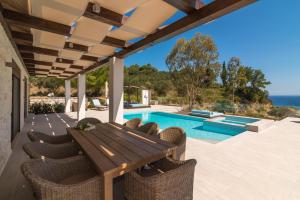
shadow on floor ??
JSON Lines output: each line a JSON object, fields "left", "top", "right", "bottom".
{"left": 0, "top": 113, "right": 76, "bottom": 200}
{"left": 291, "top": 120, "right": 300, "bottom": 124}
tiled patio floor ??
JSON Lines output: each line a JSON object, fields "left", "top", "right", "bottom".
{"left": 1, "top": 110, "right": 300, "bottom": 200}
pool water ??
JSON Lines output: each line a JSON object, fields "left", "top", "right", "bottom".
{"left": 220, "top": 116, "right": 259, "bottom": 125}
{"left": 124, "top": 112, "right": 246, "bottom": 142}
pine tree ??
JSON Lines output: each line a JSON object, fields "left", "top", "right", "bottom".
{"left": 221, "top": 61, "right": 227, "bottom": 87}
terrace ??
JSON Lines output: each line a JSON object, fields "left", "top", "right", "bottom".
{"left": 1, "top": 0, "right": 300, "bottom": 200}
{"left": 1, "top": 110, "right": 300, "bottom": 199}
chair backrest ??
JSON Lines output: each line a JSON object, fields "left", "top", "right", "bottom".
{"left": 136, "top": 122, "right": 159, "bottom": 136}
{"left": 23, "top": 142, "right": 79, "bottom": 159}
{"left": 159, "top": 127, "right": 186, "bottom": 145}
{"left": 21, "top": 156, "right": 93, "bottom": 184}
{"left": 77, "top": 117, "right": 101, "bottom": 126}
{"left": 123, "top": 118, "right": 141, "bottom": 129}
{"left": 92, "top": 99, "right": 101, "bottom": 106}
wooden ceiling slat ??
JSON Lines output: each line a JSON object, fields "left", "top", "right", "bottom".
{"left": 23, "top": 59, "right": 52, "bottom": 66}
{"left": 62, "top": 71, "right": 75, "bottom": 75}
{"left": 101, "top": 36, "right": 126, "bottom": 48}
{"left": 25, "top": 63, "right": 35, "bottom": 68}
{"left": 64, "top": 42, "right": 89, "bottom": 52}
{"left": 18, "top": 44, "right": 59, "bottom": 56}
{"left": 20, "top": 52, "right": 34, "bottom": 59}
{"left": 2, "top": 8, "right": 71, "bottom": 36}
{"left": 81, "top": 54, "right": 99, "bottom": 62}
{"left": 59, "top": 74, "right": 70, "bottom": 78}
{"left": 70, "top": 65, "right": 84, "bottom": 70}
{"left": 83, "top": 2, "right": 124, "bottom": 27}
{"left": 34, "top": 68, "right": 49, "bottom": 72}
{"left": 49, "top": 72, "right": 61, "bottom": 75}
{"left": 51, "top": 66, "right": 65, "bottom": 71}
{"left": 11, "top": 30, "right": 33, "bottom": 43}
{"left": 68, "top": 57, "right": 110, "bottom": 79}
{"left": 56, "top": 58, "right": 73, "bottom": 64}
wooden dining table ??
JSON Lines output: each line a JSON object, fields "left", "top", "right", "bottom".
{"left": 67, "top": 122, "right": 176, "bottom": 200}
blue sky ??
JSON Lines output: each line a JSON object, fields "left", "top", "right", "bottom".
{"left": 125, "top": 0, "right": 300, "bottom": 95}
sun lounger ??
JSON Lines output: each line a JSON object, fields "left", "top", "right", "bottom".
{"left": 124, "top": 102, "right": 151, "bottom": 109}
{"left": 190, "top": 109, "right": 223, "bottom": 118}
{"left": 92, "top": 99, "right": 108, "bottom": 111}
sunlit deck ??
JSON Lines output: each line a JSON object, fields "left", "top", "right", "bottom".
{"left": 1, "top": 110, "right": 300, "bottom": 200}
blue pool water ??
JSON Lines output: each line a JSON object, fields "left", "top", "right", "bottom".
{"left": 220, "top": 116, "right": 259, "bottom": 125}
{"left": 124, "top": 112, "right": 246, "bottom": 142}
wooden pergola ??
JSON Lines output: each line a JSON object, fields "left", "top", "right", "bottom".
{"left": 0, "top": 0, "right": 255, "bottom": 79}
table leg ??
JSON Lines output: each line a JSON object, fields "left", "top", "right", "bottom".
{"left": 102, "top": 175, "right": 113, "bottom": 200}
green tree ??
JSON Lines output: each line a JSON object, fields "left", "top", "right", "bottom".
{"left": 166, "top": 33, "right": 220, "bottom": 109}
{"left": 221, "top": 61, "right": 228, "bottom": 87}
{"left": 227, "top": 57, "right": 240, "bottom": 102}
{"left": 86, "top": 66, "right": 109, "bottom": 96}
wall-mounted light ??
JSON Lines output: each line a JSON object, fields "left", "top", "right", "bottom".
{"left": 92, "top": 4, "right": 101, "bottom": 14}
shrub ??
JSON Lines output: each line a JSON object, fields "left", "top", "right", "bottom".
{"left": 53, "top": 103, "right": 65, "bottom": 113}
{"left": 30, "top": 102, "right": 53, "bottom": 114}
{"left": 268, "top": 106, "right": 296, "bottom": 119}
{"left": 213, "top": 100, "right": 237, "bottom": 113}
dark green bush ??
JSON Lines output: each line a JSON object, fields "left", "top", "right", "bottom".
{"left": 268, "top": 106, "right": 295, "bottom": 119}
{"left": 53, "top": 103, "right": 65, "bottom": 113}
{"left": 30, "top": 102, "right": 53, "bottom": 114}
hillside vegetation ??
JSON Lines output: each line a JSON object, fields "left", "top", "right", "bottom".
{"left": 30, "top": 33, "right": 299, "bottom": 120}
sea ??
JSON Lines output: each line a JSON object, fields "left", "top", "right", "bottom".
{"left": 269, "top": 95, "right": 300, "bottom": 109}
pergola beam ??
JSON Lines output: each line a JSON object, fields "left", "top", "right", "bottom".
{"left": 2, "top": 8, "right": 71, "bottom": 36}
{"left": 62, "top": 70, "right": 75, "bottom": 75}
{"left": 101, "top": 36, "right": 127, "bottom": 48}
{"left": 56, "top": 58, "right": 73, "bottom": 64}
{"left": 51, "top": 66, "right": 65, "bottom": 71}
{"left": 20, "top": 52, "right": 34, "bottom": 59}
{"left": 11, "top": 31, "right": 33, "bottom": 43}
{"left": 70, "top": 65, "right": 84, "bottom": 70}
{"left": 23, "top": 59, "right": 52, "bottom": 66}
{"left": 32, "top": 68, "right": 49, "bottom": 72}
{"left": 163, "top": 0, "right": 205, "bottom": 13}
{"left": 83, "top": 2, "right": 124, "bottom": 27}
{"left": 18, "top": 44, "right": 59, "bottom": 56}
{"left": 64, "top": 42, "right": 89, "bottom": 52}
{"left": 81, "top": 55, "right": 99, "bottom": 62}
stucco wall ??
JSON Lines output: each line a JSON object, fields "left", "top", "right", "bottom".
{"left": 0, "top": 60, "right": 12, "bottom": 174}
{"left": 0, "top": 24, "right": 29, "bottom": 174}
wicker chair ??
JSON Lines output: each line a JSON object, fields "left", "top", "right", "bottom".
{"left": 135, "top": 122, "right": 159, "bottom": 136}
{"left": 27, "top": 131, "right": 72, "bottom": 144}
{"left": 159, "top": 127, "right": 186, "bottom": 160}
{"left": 23, "top": 142, "right": 80, "bottom": 159}
{"left": 124, "top": 157, "right": 197, "bottom": 200}
{"left": 77, "top": 117, "right": 102, "bottom": 127}
{"left": 123, "top": 118, "right": 141, "bottom": 129}
{"left": 21, "top": 156, "right": 102, "bottom": 200}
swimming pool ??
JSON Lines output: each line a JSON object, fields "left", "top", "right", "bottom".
{"left": 220, "top": 115, "right": 259, "bottom": 125}
{"left": 124, "top": 112, "right": 246, "bottom": 142}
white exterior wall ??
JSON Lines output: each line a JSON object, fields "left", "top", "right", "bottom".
{"left": 77, "top": 74, "right": 86, "bottom": 121}
{"left": 0, "top": 59, "right": 12, "bottom": 174}
{"left": 65, "top": 80, "right": 71, "bottom": 113}
{"left": 0, "top": 24, "right": 29, "bottom": 174}
{"left": 20, "top": 70, "right": 25, "bottom": 128}
{"left": 109, "top": 57, "right": 124, "bottom": 123}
